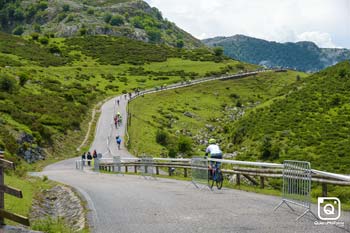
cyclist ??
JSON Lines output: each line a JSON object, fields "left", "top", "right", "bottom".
{"left": 116, "top": 136, "right": 122, "bottom": 150}
{"left": 117, "top": 99, "right": 120, "bottom": 106}
{"left": 205, "top": 138, "right": 223, "bottom": 169}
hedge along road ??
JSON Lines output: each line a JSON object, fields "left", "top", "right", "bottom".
{"left": 40, "top": 71, "right": 350, "bottom": 233}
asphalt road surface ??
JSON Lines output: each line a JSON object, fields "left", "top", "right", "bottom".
{"left": 39, "top": 91, "right": 350, "bottom": 233}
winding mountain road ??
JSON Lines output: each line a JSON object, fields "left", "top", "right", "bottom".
{"left": 39, "top": 72, "right": 350, "bottom": 233}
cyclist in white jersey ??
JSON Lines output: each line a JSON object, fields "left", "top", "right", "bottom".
{"left": 205, "top": 139, "right": 223, "bottom": 168}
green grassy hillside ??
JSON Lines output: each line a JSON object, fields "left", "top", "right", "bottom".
{"left": 229, "top": 61, "right": 350, "bottom": 173}
{"left": 0, "top": 0, "right": 201, "bottom": 48}
{"left": 0, "top": 32, "right": 250, "bottom": 170}
{"left": 128, "top": 70, "right": 307, "bottom": 157}
{"left": 128, "top": 62, "right": 350, "bottom": 174}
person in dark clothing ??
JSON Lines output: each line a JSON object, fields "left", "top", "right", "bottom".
{"left": 82, "top": 152, "right": 86, "bottom": 166}
{"left": 93, "top": 150, "right": 97, "bottom": 159}
{"left": 87, "top": 152, "right": 92, "bottom": 166}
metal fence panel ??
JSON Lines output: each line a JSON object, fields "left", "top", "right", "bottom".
{"left": 191, "top": 157, "right": 208, "bottom": 188}
{"left": 113, "top": 156, "right": 122, "bottom": 173}
{"left": 140, "top": 156, "right": 154, "bottom": 177}
{"left": 275, "top": 160, "right": 317, "bottom": 220}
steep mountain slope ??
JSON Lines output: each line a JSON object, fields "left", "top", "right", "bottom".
{"left": 0, "top": 0, "right": 201, "bottom": 48}
{"left": 0, "top": 31, "right": 236, "bottom": 168}
{"left": 203, "top": 35, "right": 350, "bottom": 72}
{"left": 229, "top": 61, "right": 350, "bottom": 173}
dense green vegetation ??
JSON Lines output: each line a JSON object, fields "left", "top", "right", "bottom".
{"left": 203, "top": 35, "right": 350, "bottom": 72}
{"left": 65, "top": 36, "right": 227, "bottom": 66}
{"left": 229, "top": 61, "right": 350, "bottom": 173}
{"left": 0, "top": 32, "right": 70, "bottom": 66}
{"left": 0, "top": 0, "right": 201, "bottom": 48}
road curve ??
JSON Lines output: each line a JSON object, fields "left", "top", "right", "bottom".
{"left": 40, "top": 72, "right": 350, "bottom": 233}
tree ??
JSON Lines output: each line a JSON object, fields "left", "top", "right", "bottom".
{"left": 213, "top": 47, "right": 224, "bottom": 56}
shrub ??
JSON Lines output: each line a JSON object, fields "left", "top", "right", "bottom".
{"left": 178, "top": 136, "right": 192, "bottom": 154}
{"left": 62, "top": 4, "right": 70, "bottom": 12}
{"left": 0, "top": 74, "right": 16, "bottom": 92}
{"left": 213, "top": 47, "right": 224, "bottom": 56}
{"left": 87, "top": 8, "right": 94, "bottom": 15}
{"left": 48, "top": 44, "right": 61, "bottom": 54}
{"left": 18, "top": 72, "right": 29, "bottom": 86}
{"left": 103, "top": 13, "right": 112, "bottom": 23}
{"left": 31, "top": 32, "right": 39, "bottom": 41}
{"left": 156, "top": 130, "right": 168, "bottom": 146}
{"left": 110, "top": 14, "right": 124, "bottom": 26}
{"left": 39, "top": 37, "right": 49, "bottom": 45}
{"left": 13, "top": 26, "right": 24, "bottom": 35}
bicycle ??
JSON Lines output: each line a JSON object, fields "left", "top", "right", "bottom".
{"left": 208, "top": 162, "right": 223, "bottom": 190}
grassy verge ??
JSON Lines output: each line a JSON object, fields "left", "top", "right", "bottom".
{"left": 5, "top": 175, "right": 53, "bottom": 225}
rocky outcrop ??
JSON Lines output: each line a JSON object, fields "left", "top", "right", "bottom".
{"left": 17, "top": 133, "right": 45, "bottom": 164}
{"left": 31, "top": 185, "right": 85, "bottom": 232}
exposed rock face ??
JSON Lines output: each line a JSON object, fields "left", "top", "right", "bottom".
{"left": 17, "top": 133, "right": 45, "bottom": 164}
{"left": 31, "top": 185, "right": 85, "bottom": 232}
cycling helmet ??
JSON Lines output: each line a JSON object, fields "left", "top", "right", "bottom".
{"left": 209, "top": 138, "right": 216, "bottom": 144}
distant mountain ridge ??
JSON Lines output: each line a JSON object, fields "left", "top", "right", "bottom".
{"left": 0, "top": 0, "right": 201, "bottom": 48}
{"left": 203, "top": 35, "right": 350, "bottom": 72}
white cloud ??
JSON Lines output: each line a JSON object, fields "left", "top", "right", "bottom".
{"left": 145, "top": 0, "right": 350, "bottom": 48}
{"left": 296, "top": 31, "right": 337, "bottom": 48}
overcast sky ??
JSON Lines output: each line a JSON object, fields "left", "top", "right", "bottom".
{"left": 145, "top": 0, "right": 350, "bottom": 49}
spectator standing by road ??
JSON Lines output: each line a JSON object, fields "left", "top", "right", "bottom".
{"left": 87, "top": 152, "right": 92, "bottom": 166}
{"left": 81, "top": 152, "right": 86, "bottom": 166}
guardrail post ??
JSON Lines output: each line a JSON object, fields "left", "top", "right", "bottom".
{"left": 156, "top": 166, "right": 159, "bottom": 175}
{"left": 184, "top": 168, "right": 187, "bottom": 177}
{"left": 322, "top": 183, "right": 327, "bottom": 197}
{"left": 260, "top": 176, "right": 265, "bottom": 189}
{"left": 134, "top": 165, "right": 137, "bottom": 173}
{"left": 125, "top": 166, "right": 128, "bottom": 173}
{"left": 236, "top": 174, "right": 241, "bottom": 185}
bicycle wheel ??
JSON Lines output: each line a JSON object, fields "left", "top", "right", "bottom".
{"left": 216, "top": 171, "right": 223, "bottom": 190}
{"left": 210, "top": 170, "right": 215, "bottom": 189}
